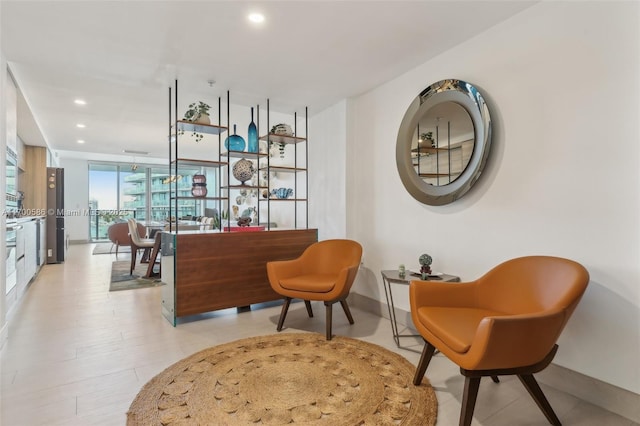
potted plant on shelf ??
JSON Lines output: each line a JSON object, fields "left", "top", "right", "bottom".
{"left": 184, "top": 101, "right": 211, "bottom": 124}
{"left": 419, "top": 132, "right": 435, "bottom": 148}
{"left": 269, "top": 124, "right": 291, "bottom": 158}
{"left": 180, "top": 101, "right": 211, "bottom": 142}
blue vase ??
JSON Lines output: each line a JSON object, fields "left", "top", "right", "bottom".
{"left": 224, "top": 124, "right": 246, "bottom": 151}
{"left": 247, "top": 107, "right": 258, "bottom": 153}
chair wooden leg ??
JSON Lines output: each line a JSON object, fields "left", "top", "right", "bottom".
{"left": 460, "top": 376, "right": 481, "bottom": 426}
{"left": 491, "top": 376, "right": 500, "bottom": 383}
{"left": 339, "top": 299, "right": 355, "bottom": 324}
{"left": 518, "top": 374, "right": 562, "bottom": 426}
{"left": 304, "top": 300, "right": 313, "bottom": 317}
{"left": 276, "top": 298, "right": 292, "bottom": 332}
{"left": 413, "top": 341, "right": 436, "bottom": 385}
{"left": 325, "top": 302, "right": 333, "bottom": 340}
{"left": 129, "top": 245, "right": 137, "bottom": 275}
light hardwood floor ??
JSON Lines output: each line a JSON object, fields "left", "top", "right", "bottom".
{"left": 1, "top": 243, "right": 636, "bottom": 425}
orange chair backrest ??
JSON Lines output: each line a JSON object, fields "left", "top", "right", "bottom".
{"left": 476, "top": 256, "right": 589, "bottom": 320}
{"left": 108, "top": 222, "right": 131, "bottom": 245}
{"left": 299, "top": 239, "right": 363, "bottom": 275}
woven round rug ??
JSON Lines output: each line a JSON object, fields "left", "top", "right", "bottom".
{"left": 127, "top": 333, "right": 437, "bottom": 425}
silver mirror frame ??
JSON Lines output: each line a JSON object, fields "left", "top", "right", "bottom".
{"left": 396, "top": 79, "right": 492, "bottom": 206}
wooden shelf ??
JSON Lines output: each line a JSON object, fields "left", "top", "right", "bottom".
{"left": 260, "top": 166, "right": 307, "bottom": 173}
{"left": 177, "top": 120, "right": 228, "bottom": 135}
{"left": 411, "top": 146, "right": 460, "bottom": 154}
{"left": 224, "top": 184, "right": 268, "bottom": 190}
{"left": 259, "top": 133, "right": 306, "bottom": 144}
{"left": 417, "top": 173, "right": 461, "bottom": 178}
{"left": 261, "top": 198, "right": 308, "bottom": 202}
{"left": 171, "top": 195, "right": 226, "bottom": 201}
{"left": 171, "top": 158, "right": 226, "bottom": 168}
{"left": 224, "top": 150, "right": 267, "bottom": 159}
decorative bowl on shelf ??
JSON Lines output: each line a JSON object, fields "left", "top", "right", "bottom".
{"left": 271, "top": 123, "right": 293, "bottom": 136}
{"left": 271, "top": 188, "right": 293, "bottom": 199}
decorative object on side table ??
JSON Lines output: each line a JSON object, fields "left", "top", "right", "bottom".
{"left": 225, "top": 124, "right": 246, "bottom": 151}
{"left": 191, "top": 174, "right": 207, "bottom": 197}
{"left": 247, "top": 107, "right": 258, "bottom": 153}
{"left": 419, "top": 253, "right": 433, "bottom": 279}
{"left": 398, "top": 264, "right": 406, "bottom": 278}
{"left": 232, "top": 158, "right": 255, "bottom": 184}
{"left": 271, "top": 187, "right": 293, "bottom": 199}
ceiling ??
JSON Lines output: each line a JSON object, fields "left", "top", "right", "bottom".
{"left": 1, "top": 1, "right": 534, "bottom": 161}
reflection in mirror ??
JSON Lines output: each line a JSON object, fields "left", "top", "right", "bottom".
{"left": 396, "top": 79, "right": 491, "bottom": 206}
{"left": 412, "top": 102, "right": 474, "bottom": 186}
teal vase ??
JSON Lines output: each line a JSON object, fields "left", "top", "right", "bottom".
{"left": 247, "top": 107, "right": 258, "bottom": 153}
{"left": 224, "top": 124, "right": 246, "bottom": 152}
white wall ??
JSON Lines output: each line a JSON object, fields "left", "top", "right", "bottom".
{"left": 316, "top": 2, "right": 638, "bottom": 393}
{"left": 309, "top": 100, "right": 347, "bottom": 240}
{"left": 0, "top": 4, "right": 8, "bottom": 347}
{"left": 58, "top": 158, "right": 90, "bottom": 242}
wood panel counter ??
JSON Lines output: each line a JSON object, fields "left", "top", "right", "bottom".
{"left": 161, "top": 228, "right": 318, "bottom": 325}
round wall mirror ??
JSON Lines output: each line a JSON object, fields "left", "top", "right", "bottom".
{"left": 396, "top": 79, "right": 492, "bottom": 205}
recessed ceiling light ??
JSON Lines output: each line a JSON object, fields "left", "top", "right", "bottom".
{"left": 77, "top": 139, "right": 85, "bottom": 144}
{"left": 248, "top": 13, "right": 265, "bottom": 23}
{"left": 74, "top": 99, "right": 86, "bottom": 105}
{"left": 76, "top": 123, "right": 86, "bottom": 128}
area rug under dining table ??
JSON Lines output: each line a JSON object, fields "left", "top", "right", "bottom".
{"left": 110, "top": 260, "right": 162, "bottom": 291}
{"left": 127, "top": 333, "right": 437, "bottom": 425}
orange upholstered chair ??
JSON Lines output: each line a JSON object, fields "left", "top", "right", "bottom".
{"left": 266, "top": 239, "right": 363, "bottom": 340}
{"left": 410, "top": 256, "right": 589, "bottom": 426}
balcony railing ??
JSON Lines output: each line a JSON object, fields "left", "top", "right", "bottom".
{"left": 89, "top": 209, "right": 137, "bottom": 241}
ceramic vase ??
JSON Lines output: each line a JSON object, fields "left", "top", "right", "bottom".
{"left": 232, "top": 158, "right": 255, "bottom": 184}
{"left": 248, "top": 107, "right": 258, "bottom": 153}
{"left": 225, "top": 124, "right": 246, "bottom": 151}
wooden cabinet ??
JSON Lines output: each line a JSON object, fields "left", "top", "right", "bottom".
{"left": 19, "top": 146, "right": 47, "bottom": 211}
{"left": 161, "top": 229, "right": 318, "bottom": 324}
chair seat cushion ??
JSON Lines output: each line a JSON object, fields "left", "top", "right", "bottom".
{"left": 280, "top": 274, "right": 337, "bottom": 293}
{"left": 416, "top": 307, "right": 505, "bottom": 354}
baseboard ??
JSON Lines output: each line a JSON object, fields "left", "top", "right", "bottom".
{"left": 348, "top": 292, "right": 640, "bottom": 423}
{"left": 69, "top": 239, "right": 89, "bottom": 245}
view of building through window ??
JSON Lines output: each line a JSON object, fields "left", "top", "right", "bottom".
{"left": 88, "top": 163, "right": 212, "bottom": 241}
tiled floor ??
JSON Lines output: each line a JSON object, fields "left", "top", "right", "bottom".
{"left": 0, "top": 243, "right": 636, "bottom": 425}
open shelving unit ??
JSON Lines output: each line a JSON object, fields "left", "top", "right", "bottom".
{"left": 161, "top": 81, "right": 317, "bottom": 327}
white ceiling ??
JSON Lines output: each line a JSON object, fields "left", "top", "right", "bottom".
{"left": 1, "top": 1, "right": 534, "bottom": 160}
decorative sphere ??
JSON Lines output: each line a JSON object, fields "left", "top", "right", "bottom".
{"left": 232, "top": 158, "right": 255, "bottom": 184}
{"left": 419, "top": 254, "right": 433, "bottom": 266}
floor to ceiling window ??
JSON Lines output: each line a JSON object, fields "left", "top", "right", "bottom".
{"left": 89, "top": 162, "right": 215, "bottom": 241}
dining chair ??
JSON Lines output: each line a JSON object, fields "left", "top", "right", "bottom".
{"left": 127, "top": 218, "right": 156, "bottom": 275}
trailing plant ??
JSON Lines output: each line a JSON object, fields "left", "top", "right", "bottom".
{"left": 183, "top": 101, "right": 211, "bottom": 122}
{"left": 269, "top": 124, "right": 287, "bottom": 158}
{"left": 181, "top": 101, "right": 212, "bottom": 142}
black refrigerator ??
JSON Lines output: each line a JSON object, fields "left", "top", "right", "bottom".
{"left": 46, "top": 167, "right": 65, "bottom": 263}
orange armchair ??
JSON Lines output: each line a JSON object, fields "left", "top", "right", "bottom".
{"left": 410, "top": 256, "right": 589, "bottom": 426}
{"left": 266, "top": 239, "right": 363, "bottom": 340}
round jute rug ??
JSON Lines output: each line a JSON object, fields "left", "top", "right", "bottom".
{"left": 127, "top": 333, "right": 437, "bottom": 425}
